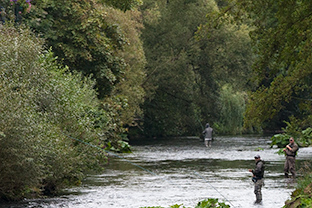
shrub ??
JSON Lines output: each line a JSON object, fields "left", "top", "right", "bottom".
{"left": 195, "top": 198, "right": 230, "bottom": 208}
{"left": 0, "top": 23, "right": 47, "bottom": 200}
{"left": 139, "top": 198, "right": 230, "bottom": 208}
{"left": 0, "top": 23, "right": 111, "bottom": 200}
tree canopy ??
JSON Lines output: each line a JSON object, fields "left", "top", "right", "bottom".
{"left": 228, "top": 0, "right": 312, "bottom": 131}
{"left": 140, "top": 0, "right": 254, "bottom": 136}
{"left": 22, "top": 0, "right": 126, "bottom": 98}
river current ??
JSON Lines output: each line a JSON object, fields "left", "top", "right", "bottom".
{"left": 2, "top": 135, "right": 312, "bottom": 208}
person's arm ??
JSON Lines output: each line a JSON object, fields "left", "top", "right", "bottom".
{"left": 288, "top": 144, "right": 298, "bottom": 153}
{"left": 283, "top": 143, "right": 290, "bottom": 153}
{"left": 248, "top": 169, "right": 253, "bottom": 175}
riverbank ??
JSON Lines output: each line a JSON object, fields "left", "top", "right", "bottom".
{"left": 284, "top": 168, "right": 312, "bottom": 208}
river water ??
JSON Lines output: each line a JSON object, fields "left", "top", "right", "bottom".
{"left": 2, "top": 135, "right": 312, "bottom": 208}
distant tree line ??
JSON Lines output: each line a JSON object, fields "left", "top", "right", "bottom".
{"left": 140, "top": 0, "right": 254, "bottom": 137}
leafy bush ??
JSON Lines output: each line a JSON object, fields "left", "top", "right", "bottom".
{"left": 270, "top": 124, "right": 312, "bottom": 154}
{"left": 0, "top": 23, "right": 47, "bottom": 200}
{"left": 0, "top": 23, "right": 130, "bottom": 200}
{"left": 139, "top": 198, "right": 230, "bottom": 208}
{"left": 270, "top": 134, "right": 290, "bottom": 149}
{"left": 195, "top": 198, "right": 230, "bottom": 208}
{"left": 298, "top": 128, "right": 312, "bottom": 147}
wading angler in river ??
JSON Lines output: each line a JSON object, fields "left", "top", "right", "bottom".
{"left": 249, "top": 154, "right": 265, "bottom": 204}
{"left": 283, "top": 137, "right": 299, "bottom": 179}
{"left": 202, "top": 123, "right": 213, "bottom": 147}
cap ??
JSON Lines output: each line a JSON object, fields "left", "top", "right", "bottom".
{"left": 254, "top": 154, "right": 260, "bottom": 159}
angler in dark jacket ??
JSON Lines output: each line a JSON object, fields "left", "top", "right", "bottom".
{"left": 248, "top": 155, "right": 265, "bottom": 204}
{"left": 283, "top": 137, "right": 299, "bottom": 178}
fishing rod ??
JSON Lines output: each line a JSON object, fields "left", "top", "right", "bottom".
{"left": 196, "top": 114, "right": 204, "bottom": 131}
{"left": 193, "top": 171, "right": 236, "bottom": 208}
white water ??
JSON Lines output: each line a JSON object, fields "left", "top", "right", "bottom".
{"left": 2, "top": 136, "right": 311, "bottom": 208}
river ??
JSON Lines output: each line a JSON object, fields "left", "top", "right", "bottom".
{"left": 1, "top": 135, "right": 312, "bottom": 208}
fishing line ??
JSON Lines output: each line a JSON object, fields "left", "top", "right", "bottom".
{"left": 64, "top": 133, "right": 236, "bottom": 207}
{"left": 193, "top": 171, "right": 236, "bottom": 208}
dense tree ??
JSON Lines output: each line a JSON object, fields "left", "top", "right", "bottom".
{"left": 141, "top": 0, "right": 254, "bottom": 136}
{"left": 225, "top": 0, "right": 312, "bottom": 131}
{"left": 141, "top": 0, "right": 216, "bottom": 137}
{"left": 23, "top": 0, "right": 146, "bottom": 130}
{"left": 0, "top": 0, "right": 146, "bottom": 131}
{"left": 194, "top": 11, "right": 254, "bottom": 134}
{"left": 0, "top": 24, "right": 123, "bottom": 200}
{"left": 101, "top": 0, "right": 143, "bottom": 11}
{"left": 104, "top": 7, "right": 146, "bottom": 128}
{"left": 20, "top": 0, "right": 126, "bottom": 98}
{"left": 2, "top": 0, "right": 141, "bottom": 102}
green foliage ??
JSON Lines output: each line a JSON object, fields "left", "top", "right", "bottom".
{"left": 102, "top": 0, "right": 143, "bottom": 11}
{"left": 230, "top": 0, "right": 312, "bottom": 131}
{"left": 270, "top": 134, "right": 290, "bottom": 149}
{"left": 170, "top": 205, "right": 185, "bottom": 208}
{"left": 195, "top": 198, "right": 230, "bottom": 208}
{"left": 300, "top": 128, "right": 312, "bottom": 147}
{"left": 3, "top": 0, "right": 146, "bottom": 136}
{"left": 0, "top": 23, "right": 46, "bottom": 200}
{"left": 0, "top": 24, "right": 131, "bottom": 200}
{"left": 270, "top": 122, "right": 312, "bottom": 152}
{"left": 23, "top": 0, "right": 128, "bottom": 98}
{"left": 104, "top": 7, "right": 146, "bottom": 130}
{"left": 141, "top": 0, "right": 253, "bottom": 136}
{"left": 19, "top": 0, "right": 146, "bottom": 131}
{"left": 100, "top": 95, "right": 132, "bottom": 153}
{"left": 195, "top": 5, "right": 254, "bottom": 135}
{"left": 139, "top": 198, "right": 230, "bottom": 208}
{"left": 214, "top": 85, "right": 246, "bottom": 134}
{"left": 0, "top": 0, "right": 32, "bottom": 22}
{"left": 141, "top": 0, "right": 216, "bottom": 137}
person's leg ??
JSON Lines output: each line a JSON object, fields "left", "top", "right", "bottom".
{"left": 204, "top": 139, "right": 208, "bottom": 147}
{"left": 284, "top": 158, "right": 290, "bottom": 178}
{"left": 289, "top": 157, "right": 296, "bottom": 178}
{"left": 254, "top": 179, "right": 263, "bottom": 203}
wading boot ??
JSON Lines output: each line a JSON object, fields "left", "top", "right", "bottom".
{"left": 255, "top": 199, "right": 262, "bottom": 204}
{"left": 255, "top": 193, "right": 262, "bottom": 204}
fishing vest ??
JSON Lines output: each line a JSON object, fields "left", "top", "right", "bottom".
{"left": 255, "top": 160, "right": 265, "bottom": 179}
{"left": 286, "top": 143, "right": 299, "bottom": 157}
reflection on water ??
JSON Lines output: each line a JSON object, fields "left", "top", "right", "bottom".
{"left": 2, "top": 136, "right": 312, "bottom": 208}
